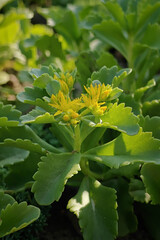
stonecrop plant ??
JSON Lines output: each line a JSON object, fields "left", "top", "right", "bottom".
{"left": 0, "top": 64, "right": 160, "bottom": 239}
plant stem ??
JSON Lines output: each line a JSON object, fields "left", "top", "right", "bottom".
{"left": 74, "top": 124, "right": 81, "bottom": 152}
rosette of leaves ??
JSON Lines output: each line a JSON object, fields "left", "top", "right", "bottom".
{"left": 0, "top": 64, "right": 160, "bottom": 239}
{"left": 88, "top": 0, "right": 160, "bottom": 130}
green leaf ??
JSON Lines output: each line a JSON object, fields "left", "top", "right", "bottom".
{"left": 129, "top": 179, "right": 150, "bottom": 203}
{"left": 96, "top": 52, "right": 118, "bottom": 69}
{"left": 0, "top": 192, "right": 15, "bottom": 213}
{"left": 20, "top": 109, "right": 55, "bottom": 124}
{"left": 0, "top": 146, "right": 29, "bottom": 167}
{"left": 17, "top": 87, "right": 47, "bottom": 105}
{"left": 93, "top": 103, "right": 139, "bottom": 136}
{"left": 50, "top": 123, "right": 74, "bottom": 151}
{"left": 0, "top": 138, "right": 45, "bottom": 155}
{"left": 134, "top": 79, "right": 156, "bottom": 101}
{"left": 142, "top": 100, "right": 160, "bottom": 117}
{"left": 93, "top": 20, "right": 128, "bottom": 58}
{"left": 105, "top": 2, "right": 126, "bottom": 28}
{"left": 32, "top": 152, "right": 81, "bottom": 205}
{"left": 90, "top": 66, "right": 118, "bottom": 85}
{"left": 118, "top": 93, "right": 141, "bottom": 115}
{"left": 76, "top": 51, "right": 97, "bottom": 87}
{"left": 46, "top": 80, "right": 61, "bottom": 96}
{"left": 36, "top": 35, "right": 64, "bottom": 59}
{"left": 104, "top": 163, "right": 140, "bottom": 180}
{"left": 136, "top": 2, "right": 160, "bottom": 39}
{"left": 132, "top": 43, "right": 158, "bottom": 87}
{"left": 0, "top": 102, "right": 21, "bottom": 127}
{"left": 30, "top": 66, "right": 55, "bottom": 78}
{"left": 33, "top": 73, "right": 54, "bottom": 89}
{"left": 84, "top": 129, "right": 160, "bottom": 169}
{"left": 5, "top": 152, "right": 41, "bottom": 190}
{"left": 141, "top": 163, "right": 160, "bottom": 204}
{"left": 0, "top": 201, "right": 40, "bottom": 237}
{"left": 139, "top": 115, "right": 160, "bottom": 139}
{"left": 55, "top": 10, "right": 81, "bottom": 40}
{"left": 68, "top": 177, "right": 118, "bottom": 240}
{"left": 140, "top": 23, "right": 160, "bottom": 49}
{"left": 112, "top": 68, "right": 132, "bottom": 88}
{"left": 108, "top": 178, "right": 137, "bottom": 237}
{"left": 0, "top": 125, "right": 60, "bottom": 153}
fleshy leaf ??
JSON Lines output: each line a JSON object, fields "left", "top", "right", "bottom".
{"left": 134, "top": 79, "right": 156, "bottom": 101}
{"left": 83, "top": 129, "right": 160, "bottom": 169}
{"left": 67, "top": 177, "right": 118, "bottom": 240}
{"left": 140, "top": 23, "right": 160, "bottom": 49}
{"left": 129, "top": 179, "right": 150, "bottom": 203}
{"left": 106, "top": 178, "right": 137, "bottom": 237}
{"left": 0, "top": 125, "right": 60, "bottom": 153}
{"left": 5, "top": 152, "right": 41, "bottom": 190}
{"left": 105, "top": 2, "right": 126, "bottom": 28}
{"left": 139, "top": 115, "right": 160, "bottom": 139}
{"left": 93, "top": 20, "right": 128, "bottom": 58}
{"left": 0, "top": 145, "right": 29, "bottom": 167}
{"left": 142, "top": 100, "right": 160, "bottom": 117}
{"left": 141, "top": 163, "right": 160, "bottom": 204}
{"left": 0, "top": 138, "right": 45, "bottom": 154}
{"left": 33, "top": 73, "right": 54, "bottom": 89}
{"left": 0, "top": 202, "right": 40, "bottom": 237}
{"left": 0, "top": 102, "right": 21, "bottom": 127}
{"left": 17, "top": 87, "right": 47, "bottom": 105}
{"left": 0, "top": 192, "right": 15, "bottom": 213}
{"left": 20, "top": 109, "right": 55, "bottom": 124}
{"left": 90, "top": 66, "right": 118, "bottom": 85}
{"left": 32, "top": 152, "right": 81, "bottom": 205}
{"left": 92, "top": 103, "right": 139, "bottom": 136}
{"left": 119, "top": 93, "right": 141, "bottom": 115}
{"left": 136, "top": 2, "right": 160, "bottom": 39}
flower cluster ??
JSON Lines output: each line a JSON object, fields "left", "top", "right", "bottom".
{"left": 49, "top": 73, "right": 112, "bottom": 125}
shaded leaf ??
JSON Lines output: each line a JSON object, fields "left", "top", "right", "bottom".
{"left": 134, "top": 79, "right": 156, "bottom": 101}
{"left": 32, "top": 152, "right": 81, "bottom": 205}
{"left": 0, "top": 102, "right": 21, "bottom": 127}
{"left": 0, "top": 145, "right": 29, "bottom": 167}
{"left": 129, "top": 179, "right": 150, "bottom": 203}
{"left": 0, "top": 202, "right": 40, "bottom": 237}
{"left": 0, "top": 192, "right": 15, "bottom": 213}
{"left": 0, "top": 125, "right": 60, "bottom": 153}
{"left": 139, "top": 115, "right": 160, "bottom": 139}
{"left": 93, "top": 20, "right": 128, "bottom": 58}
{"left": 141, "top": 163, "right": 160, "bottom": 204}
{"left": 142, "top": 100, "right": 160, "bottom": 117}
{"left": 5, "top": 152, "right": 41, "bottom": 190}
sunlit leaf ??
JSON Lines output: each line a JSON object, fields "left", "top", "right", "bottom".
{"left": 68, "top": 177, "right": 118, "bottom": 240}
{"left": 84, "top": 129, "right": 160, "bottom": 169}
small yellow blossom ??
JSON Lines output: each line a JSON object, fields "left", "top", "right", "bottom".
{"left": 49, "top": 91, "right": 83, "bottom": 125}
{"left": 53, "top": 72, "right": 74, "bottom": 93}
{"left": 81, "top": 83, "right": 111, "bottom": 116}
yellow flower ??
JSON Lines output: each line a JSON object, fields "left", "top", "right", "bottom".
{"left": 49, "top": 91, "right": 83, "bottom": 125}
{"left": 84, "top": 83, "right": 112, "bottom": 102}
{"left": 53, "top": 72, "right": 74, "bottom": 93}
{"left": 81, "top": 83, "right": 111, "bottom": 116}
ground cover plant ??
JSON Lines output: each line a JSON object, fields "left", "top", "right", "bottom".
{"left": 0, "top": 0, "right": 160, "bottom": 240}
